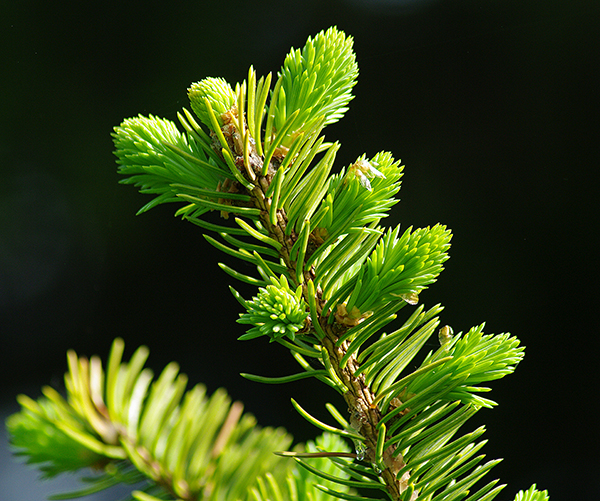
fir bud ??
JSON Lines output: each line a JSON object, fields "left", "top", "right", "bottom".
{"left": 438, "top": 324, "right": 454, "bottom": 351}
{"left": 347, "top": 159, "right": 386, "bottom": 191}
{"left": 188, "top": 77, "right": 236, "bottom": 128}
{"left": 237, "top": 275, "right": 308, "bottom": 342}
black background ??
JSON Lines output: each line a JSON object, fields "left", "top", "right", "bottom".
{"left": 1, "top": 0, "right": 598, "bottom": 499}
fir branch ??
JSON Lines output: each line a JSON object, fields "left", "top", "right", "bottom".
{"left": 7, "top": 25, "right": 548, "bottom": 501}
{"left": 7, "top": 339, "right": 293, "bottom": 501}
{"left": 108, "top": 26, "right": 547, "bottom": 501}
{"left": 112, "top": 26, "right": 552, "bottom": 501}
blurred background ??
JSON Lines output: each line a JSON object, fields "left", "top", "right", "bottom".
{"left": 1, "top": 0, "right": 598, "bottom": 499}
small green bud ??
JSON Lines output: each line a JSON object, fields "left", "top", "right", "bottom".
{"left": 237, "top": 275, "right": 308, "bottom": 342}
{"left": 347, "top": 159, "right": 386, "bottom": 191}
{"left": 396, "top": 291, "right": 419, "bottom": 305}
{"left": 438, "top": 324, "right": 454, "bottom": 351}
{"left": 188, "top": 77, "right": 236, "bottom": 128}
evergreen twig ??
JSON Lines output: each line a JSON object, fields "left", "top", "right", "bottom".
{"left": 6, "top": 26, "right": 549, "bottom": 501}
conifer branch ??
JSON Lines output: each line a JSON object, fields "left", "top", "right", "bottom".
{"left": 108, "top": 25, "right": 547, "bottom": 501}
{"left": 6, "top": 26, "right": 550, "bottom": 501}
{"left": 7, "top": 339, "right": 295, "bottom": 501}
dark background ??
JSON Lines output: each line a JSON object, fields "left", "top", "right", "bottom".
{"left": 1, "top": 0, "right": 598, "bottom": 499}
